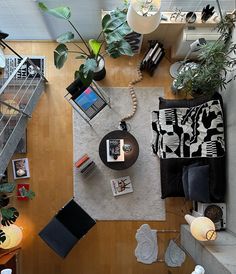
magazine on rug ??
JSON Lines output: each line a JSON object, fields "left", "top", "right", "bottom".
{"left": 110, "top": 176, "right": 133, "bottom": 197}
{"left": 106, "top": 139, "right": 124, "bottom": 162}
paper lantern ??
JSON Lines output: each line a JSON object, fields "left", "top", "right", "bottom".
{"left": 0, "top": 224, "right": 23, "bottom": 249}
{"left": 185, "top": 214, "right": 217, "bottom": 241}
{"left": 127, "top": 0, "right": 161, "bottom": 34}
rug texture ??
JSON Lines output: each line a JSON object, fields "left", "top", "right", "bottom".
{"left": 73, "top": 87, "right": 165, "bottom": 220}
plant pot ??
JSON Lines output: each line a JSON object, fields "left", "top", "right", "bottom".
{"left": 93, "top": 56, "right": 106, "bottom": 81}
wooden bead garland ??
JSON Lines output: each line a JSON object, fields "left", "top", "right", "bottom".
{"left": 121, "top": 63, "right": 143, "bottom": 122}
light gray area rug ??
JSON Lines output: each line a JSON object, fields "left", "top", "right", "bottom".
{"left": 73, "top": 87, "right": 165, "bottom": 220}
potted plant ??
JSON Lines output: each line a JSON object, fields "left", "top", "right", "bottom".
{"left": 173, "top": 12, "right": 236, "bottom": 97}
{"left": 38, "top": 2, "right": 134, "bottom": 85}
{"left": 0, "top": 182, "right": 35, "bottom": 244}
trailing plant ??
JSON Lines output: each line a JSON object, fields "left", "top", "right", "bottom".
{"left": 173, "top": 12, "right": 236, "bottom": 97}
{"left": 38, "top": 2, "right": 134, "bottom": 85}
{"left": 0, "top": 182, "right": 35, "bottom": 244}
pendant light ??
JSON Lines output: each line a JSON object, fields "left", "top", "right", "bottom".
{"left": 127, "top": 0, "right": 162, "bottom": 34}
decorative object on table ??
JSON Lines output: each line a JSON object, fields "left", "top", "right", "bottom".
{"left": 169, "top": 8, "right": 185, "bottom": 22}
{"left": 75, "top": 154, "right": 96, "bottom": 177}
{"left": 185, "top": 214, "right": 217, "bottom": 241}
{"left": 191, "top": 265, "right": 205, "bottom": 274}
{"left": 73, "top": 87, "right": 165, "bottom": 221}
{"left": 201, "top": 5, "right": 215, "bottom": 22}
{"left": 135, "top": 224, "right": 158, "bottom": 264}
{"left": 173, "top": 11, "right": 236, "bottom": 97}
{"left": 99, "top": 130, "right": 139, "bottom": 170}
{"left": 12, "top": 158, "right": 30, "bottom": 180}
{"left": 0, "top": 224, "right": 23, "bottom": 249}
{"left": 106, "top": 139, "right": 125, "bottom": 162}
{"left": 126, "top": 0, "right": 161, "bottom": 34}
{"left": 164, "top": 239, "right": 186, "bottom": 267}
{"left": 192, "top": 202, "right": 226, "bottom": 230}
{"left": 185, "top": 12, "right": 197, "bottom": 24}
{"left": 38, "top": 2, "right": 134, "bottom": 85}
{"left": 110, "top": 176, "right": 133, "bottom": 197}
{"left": 17, "top": 183, "right": 35, "bottom": 201}
{"left": 170, "top": 38, "right": 206, "bottom": 79}
{"left": 65, "top": 78, "right": 110, "bottom": 126}
{"left": 140, "top": 40, "right": 165, "bottom": 76}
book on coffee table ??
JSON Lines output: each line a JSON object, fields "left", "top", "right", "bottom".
{"left": 106, "top": 139, "right": 124, "bottom": 162}
{"left": 110, "top": 176, "right": 133, "bottom": 197}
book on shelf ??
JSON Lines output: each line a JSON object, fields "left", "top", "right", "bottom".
{"left": 106, "top": 139, "right": 125, "bottom": 162}
{"left": 110, "top": 176, "right": 133, "bottom": 197}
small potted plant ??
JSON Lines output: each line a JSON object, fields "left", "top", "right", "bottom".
{"left": 38, "top": 2, "right": 134, "bottom": 86}
{"left": 173, "top": 12, "right": 236, "bottom": 97}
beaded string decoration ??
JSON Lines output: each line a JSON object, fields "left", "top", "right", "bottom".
{"left": 120, "top": 62, "right": 143, "bottom": 122}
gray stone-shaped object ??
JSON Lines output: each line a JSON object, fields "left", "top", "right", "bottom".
{"left": 135, "top": 224, "right": 158, "bottom": 264}
{"left": 165, "top": 239, "right": 186, "bottom": 267}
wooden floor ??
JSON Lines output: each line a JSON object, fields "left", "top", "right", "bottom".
{"left": 5, "top": 41, "right": 195, "bottom": 274}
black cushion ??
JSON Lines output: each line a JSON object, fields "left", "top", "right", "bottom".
{"left": 39, "top": 217, "right": 78, "bottom": 258}
{"left": 182, "top": 163, "right": 210, "bottom": 202}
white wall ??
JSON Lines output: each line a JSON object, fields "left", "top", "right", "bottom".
{"left": 0, "top": 0, "right": 235, "bottom": 40}
{"left": 224, "top": 26, "right": 236, "bottom": 235}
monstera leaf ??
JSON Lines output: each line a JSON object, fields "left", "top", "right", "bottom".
{"left": 74, "top": 64, "right": 93, "bottom": 87}
{"left": 38, "top": 3, "right": 71, "bottom": 20}
{"left": 54, "top": 44, "right": 68, "bottom": 69}
{"left": 107, "top": 39, "right": 134, "bottom": 58}
{"left": 83, "top": 58, "right": 98, "bottom": 77}
{"left": 56, "top": 31, "right": 74, "bottom": 43}
{"left": 0, "top": 182, "right": 16, "bottom": 193}
{"left": 1, "top": 207, "right": 19, "bottom": 226}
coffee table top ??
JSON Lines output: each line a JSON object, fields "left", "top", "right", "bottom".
{"left": 99, "top": 130, "right": 139, "bottom": 170}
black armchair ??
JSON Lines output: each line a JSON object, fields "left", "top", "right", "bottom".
{"left": 39, "top": 199, "right": 96, "bottom": 258}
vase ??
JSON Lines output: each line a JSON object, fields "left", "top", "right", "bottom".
{"left": 93, "top": 56, "right": 106, "bottom": 81}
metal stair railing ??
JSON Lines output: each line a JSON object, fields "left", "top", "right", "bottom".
{"left": 0, "top": 57, "right": 47, "bottom": 176}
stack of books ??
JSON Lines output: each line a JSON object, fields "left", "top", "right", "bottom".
{"left": 106, "top": 139, "right": 125, "bottom": 162}
{"left": 140, "top": 40, "right": 165, "bottom": 76}
{"left": 75, "top": 154, "right": 96, "bottom": 177}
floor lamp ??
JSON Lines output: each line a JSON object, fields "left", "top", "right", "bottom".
{"left": 169, "top": 38, "right": 206, "bottom": 78}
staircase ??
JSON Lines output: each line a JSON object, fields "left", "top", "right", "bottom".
{"left": 0, "top": 57, "right": 47, "bottom": 176}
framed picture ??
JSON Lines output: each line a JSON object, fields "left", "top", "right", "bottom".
{"left": 12, "top": 158, "right": 30, "bottom": 179}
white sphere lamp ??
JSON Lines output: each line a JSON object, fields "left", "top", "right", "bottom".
{"left": 0, "top": 224, "right": 23, "bottom": 249}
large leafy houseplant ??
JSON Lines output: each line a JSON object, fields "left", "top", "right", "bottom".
{"left": 173, "top": 12, "right": 236, "bottom": 97}
{"left": 0, "top": 182, "right": 35, "bottom": 244}
{"left": 38, "top": 2, "right": 134, "bottom": 85}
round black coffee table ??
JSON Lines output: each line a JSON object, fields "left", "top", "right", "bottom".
{"left": 99, "top": 130, "right": 139, "bottom": 170}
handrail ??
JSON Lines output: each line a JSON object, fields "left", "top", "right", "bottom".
{"left": 0, "top": 57, "right": 28, "bottom": 95}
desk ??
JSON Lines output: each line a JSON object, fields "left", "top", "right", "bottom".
{"left": 99, "top": 130, "right": 139, "bottom": 170}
